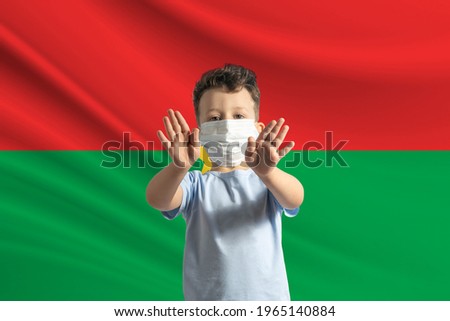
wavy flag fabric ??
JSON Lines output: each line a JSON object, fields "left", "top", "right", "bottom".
{"left": 1, "top": 0, "right": 450, "bottom": 300}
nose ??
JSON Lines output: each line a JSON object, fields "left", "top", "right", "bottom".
{"left": 222, "top": 112, "right": 235, "bottom": 120}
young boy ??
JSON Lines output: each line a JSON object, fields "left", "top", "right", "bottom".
{"left": 146, "top": 64, "right": 304, "bottom": 300}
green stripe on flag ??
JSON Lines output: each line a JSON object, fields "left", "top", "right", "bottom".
{"left": 0, "top": 151, "right": 449, "bottom": 300}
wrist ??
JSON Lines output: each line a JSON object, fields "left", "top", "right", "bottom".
{"left": 168, "top": 161, "right": 191, "bottom": 175}
{"left": 254, "top": 167, "right": 278, "bottom": 182}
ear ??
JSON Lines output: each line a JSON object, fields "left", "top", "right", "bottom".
{"left": 255, "top": 121, "right": 265, "bottom": 133}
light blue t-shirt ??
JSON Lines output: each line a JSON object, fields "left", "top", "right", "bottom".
{"left": 162, "top": 168, "right": 299, "bottom": 301}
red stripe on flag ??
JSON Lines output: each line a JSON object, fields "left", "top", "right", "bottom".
{"left": 1, "top": 1, "right": 449, "bottom": 150}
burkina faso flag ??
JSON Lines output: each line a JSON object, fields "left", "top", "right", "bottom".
{"left": 1, "top": 0, "right": 449, "bottom": 300}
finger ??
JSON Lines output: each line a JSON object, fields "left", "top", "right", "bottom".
{"left": 168, "top": 109, "right": 182, "bottom": 134}
{"left": 174, "top": 131, "right": 185, "bottom": 146}
{"left": 245, "top": 137, "right": 257, "bottom": 164}
{"left": 175, "top": 110, "right": 190, "bottom": 133}
{"left": 163, "top": 116, "right": 176, "bottom": 140}
{"left": 272, "top": 124, "right": 289, "bottom": 148}
{"left": 267, "top": 118, "right": 285, "bottom": 142}
{"left": 171, "top": 131, "right": 179, "bottom": 148}
{"left": 188, "top": 145, "right": 197, "bottom": 164}
{"left": 188, "top": 128, "right": 200, "bottom": 162}
{"left": 263, "top": 142, "right": 278, "bottom": 166}
{"left": 245, "top": 136, "right": 256, "bottom": 157}
{"left": 190, "top": 128, "right": 200, "bottom": 148}
{"left": 257, "top": 120, "right": 276, "bottom": 143}
{"left": 157, "top": 130, "right": 171, "bottom": 150}
{"left": 171, "top": 133, "right": 184, "bottom": 167}
{"left": 279, "top": 141, "right": 295, "bottom": 158}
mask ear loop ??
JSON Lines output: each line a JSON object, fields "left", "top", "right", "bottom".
{"left": 200, "top": 146, "right": 212, "bottom": 174}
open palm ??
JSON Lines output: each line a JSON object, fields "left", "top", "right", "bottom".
{"left": 157, "top": 109, "right": 200, "bottom": 169}
{"left": 245, "top": 118, "right": 295, "bottom": 177}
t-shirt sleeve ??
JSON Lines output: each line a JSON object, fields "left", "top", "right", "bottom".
{"left": 268, "top": 189, "right": 300, "bottom": 217}
{"left": 161, "top": 170, "right": 198, "bottom": 220}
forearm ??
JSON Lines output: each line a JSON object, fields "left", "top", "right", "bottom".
{"left": 257, "top": 168, "right": 304, "bottom": 209}
{"left": 146, "top": 162, "right": 189, "bottom": 211}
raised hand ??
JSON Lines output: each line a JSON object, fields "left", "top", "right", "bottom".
{"left": 157, "top": 109, "right": 200, "bottom": 169}
{"left": 245, "top": 118, "right": 295, "bottom": 177}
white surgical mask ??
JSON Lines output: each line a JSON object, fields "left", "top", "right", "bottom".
{"left": 199, "top": 119, "right": 260, "bottom": 167}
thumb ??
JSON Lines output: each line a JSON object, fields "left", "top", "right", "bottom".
{"left": 245, "top": 136, "right": 257, "bottom": 164}
{"left": 189, "top": 128, "right": 200, "bottom": 148}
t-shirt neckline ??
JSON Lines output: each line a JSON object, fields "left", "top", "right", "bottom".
{"left": 205, "top": 168, "right": 254, "bottom": 177}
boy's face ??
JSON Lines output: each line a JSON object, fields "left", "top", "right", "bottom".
{"left": 198, "top": 87, "right": 263, "bottom": 132}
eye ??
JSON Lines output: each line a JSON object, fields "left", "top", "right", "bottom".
{"left": 208, "top": 116, "right": 221, "bottom": 121}
{"left": 234, "top": 114, "right": 245, "bottom": 119}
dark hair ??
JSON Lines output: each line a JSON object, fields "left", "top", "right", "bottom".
{"left": 193, "top": 63, "right": 260, "bottom": 121}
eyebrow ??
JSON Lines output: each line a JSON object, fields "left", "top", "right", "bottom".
{"left": 207, "top": 106, "right": 249, "bottom": 112}
{"left": 233, "top": 106, "right": 249, "bottom": 111}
